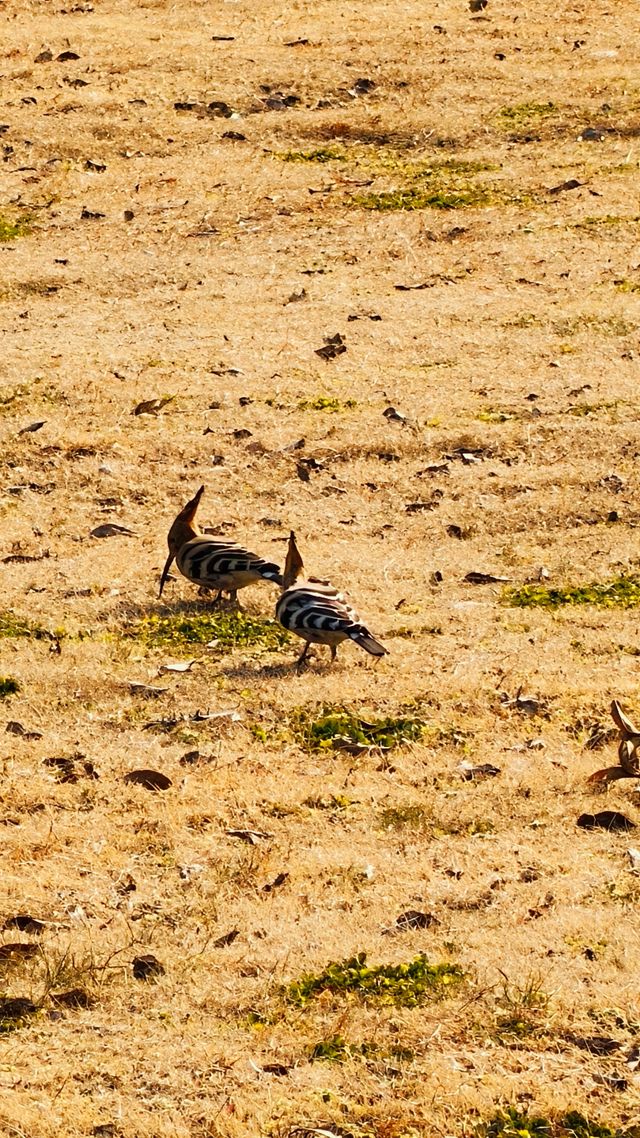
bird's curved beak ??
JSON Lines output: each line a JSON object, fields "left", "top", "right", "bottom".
{"left": 158, "top": 550, "right": 175, "bottom": 598}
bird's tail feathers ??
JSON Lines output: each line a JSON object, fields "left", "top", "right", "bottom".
{"left": 350, "top": 625, "right": 388, "bottom": 657}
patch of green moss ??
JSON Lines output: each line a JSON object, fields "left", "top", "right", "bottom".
{"left": 0, "top": 612, "right": 62, "bottom": 641}
{"left": 505, "top": 577, "right": 640, "bottom": 610}
{"left": 476, "top": 407, "right": 516, "bottom": 424}
{"left": 309, "top": 1035, "right": 374, "bottom": 1062}
{"left": 574, "top": 214, "right": 640, "bottom": 231}
{"left": 128, "top": 611, "right": 289, "bottom": 653}
{"left": 495, "top": 101, "right": 558, "bottom": 127}
{"left": 568, "top": 400, "right": 620, "bottom": 417}
{"left": 0, "top": 214, "right": 31, "bottom": 241}
{"left": 353, "top": 185, "right": 493, "bottom": 211}
{"left": 278, "top": 147, "right": 345, "bottom": 163}
{"left": 553, "top": 315, "right": 636, "bottom": 337}
{"left": 478, "top": 1109, "right": 640, "bottom": 1138}
{"left": 297, "top": 396, "right": 358, "bottom": 412}
{"left": 0, "top": 676, "right": 20, "bottom": 698}
{"left": 284, "top": 952, "right": 464, "bottom": 1008}
{"left": 292, "top": 705, "right": 425, "bottom": 751}
{"left": 614, "top": 278, "right": 640, "bottom": 293}
{"left": 303, "top": 794, "right": 355, "bottom": 811}
{"left": 378, "top": 804, "right": 432, "bottom": 831}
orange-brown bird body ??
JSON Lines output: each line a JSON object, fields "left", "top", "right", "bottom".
{"left": 275, "top": 531, "right": 388, "bottom": 669}
{"left": 159, "top": 486, "right": 283, "bottom": 604}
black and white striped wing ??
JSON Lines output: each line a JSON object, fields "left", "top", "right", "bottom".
{"left": 276, "top": 581, "right": 360, "bottom": 636}
{"left": 178, "top": 538, "right": 283, "bottom": 587}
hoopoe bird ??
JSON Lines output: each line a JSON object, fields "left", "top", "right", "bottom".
{"left": 159, "top": 485, "right": 283, "bottom": 604}
{"left": 275, "top": 531, "right": 388, "bottom": 669}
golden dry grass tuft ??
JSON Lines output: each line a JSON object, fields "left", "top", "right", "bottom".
{"left": 2, "top": 1, "right": 640, "bottom": 1135}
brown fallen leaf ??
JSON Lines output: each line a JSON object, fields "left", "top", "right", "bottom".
{"left": 127, "top": 682, "right": 169, "bottom": 698}
{"left": 392, "top": 910, "right": 439, "bottom": 932}
{"left": 458, "top": 761, "right": 501, "bottom": 781}
{"left": 577, "top": 811, "right": 636, "bottom": 833}
{"left": 548, "top": 178, "right": 583, "bottom": 195}
{"left": 464, "top": 571, "right": 510, "bottom": 585}
{"left": 132, "top": 954, "right": 165, "bottom": 980}
{"left": 159, "top": 660, "right": 198, "bottom": 674}
{"left": 0, "top": 942, "right": 39, "bottom": 961}
{"left": 5, "top": 721, "right": 43, "bottom": 740}
{"left": 3, "top": 915, "right": 47, "bottom": 934}
{"left": 124, "top": 769, "right": 172, "bottom": 791}
{"left": 51, "top": 987, "right": 93, "bottom": 1008}
{"left": 262, "top": 872, "right": 289, "bottom": 893}
{"left": 132, "top": 396, "right": 175, "bottom": 416}
{"left": 226, "top": 828, "right": 271, "bottom": 845}
{"left": 315, "top": 333, "right": 346, "bottom": 361}
{"left": 212, "top": 929, "right": 240, "bottom": 948}
{"left": 18, "top": 421, "right": 46, "bottom": 435}
{"left": 0, "top": 996, "right": 37, "bottom": 1019}
{"left": 90, "top": 523, "right": 136, "bottom": 538}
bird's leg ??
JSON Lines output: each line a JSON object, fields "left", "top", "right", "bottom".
{"left": 329, "top": 645, "right": 338, "bottom": 663}
{"left": 211, "top": 590, "right": 223, "bottom": 608}
{"left": 295, "top": 642, "right": 311, "bottom": 671}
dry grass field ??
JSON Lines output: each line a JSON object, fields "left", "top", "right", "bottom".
{"left": 3, "top": 0, "right": 640, "bottom": 1135}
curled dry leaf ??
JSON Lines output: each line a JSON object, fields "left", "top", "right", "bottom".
{"left": 577, "top": 810, "right": 636, "bottom": 833}
{"left": 51, "top": 987, "right": 93, "bottom": 1008}
{"left": 6, "top": 721, "right": 43, "bottom": 740}
{"left": 391, "top": 909, "right": 439, "bottom": 932}
{"left": 18, "top": 421, "right": 46, "bottom": 435}
{"left": 212, "top": 928, "right": 240, "bottom": 948}
{"left": 159, "top": 660, "right": 198, "bottom": 674}
{"left": 132, "top": 954, "right": 165, "bottom": 980}
{"left": 90, "top": 523, "right": 136, "bottom": 538}
{"left": 458, "top": 761, "right": 501, "bottom": 781}
{"left": 464, "top": 572, "right": 510, "bottom": 585}
{"left": 627, "top": 847, "right": 640, "bottom": 872}
{"left": 132, "top": 396, "right": 175, "bottom": 416}
{"left": 124, "top": 769, "right": 172, "bottom": 791}
{"left": 226, "top": 828, "right": 271, "bottom": 845}
{"left": 0, "top": 996, "right": 37, "bottom": 1019}
{"left": 262, "top": 872, "right": 289, "bottom": 893}
{"left": 127, "top": 682, "right": 169, "bottom": 698}
{"left": 315, "top": 332, "right": 346, "bottom": 361}
{"left": 4, "top": 915, "right": 47, "bottom": 934}
{"left": 0, "top": 942, "right": 39, "bottom": 961}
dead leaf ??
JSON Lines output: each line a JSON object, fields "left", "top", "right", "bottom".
{"left": 393, "top": 909, "right": 439, "bottom": 931}
{"left": 57, "top": 50, "right": 80, "bottom": 61}
{"left": 0, "top": 997, "right": 37, "bottom": 1019}
{"left": 80, "top": 207, "right": 105, "bottom": 220}
{"left": 90, "top": 523, "right": 135, "bottom": 538}
{"left": 127, "top": 682, "right": 169, "bottom": 698}
{"left": 51, "top": 987, "right": 93, "bottom": 1008}
{"left": 0, "top": 942, "right": 39, "bottom": 961}
{"left": 577, "top": 811, "right": 636, "bottom": 833}
{"left": 3, "top": 915, "right": 47, "bottom": 934}
{"left": 34, "top": 49, "right": 54, "bottom": 62}
{"left": 124, "top": 769, "right": 172, "bottom": 791}
{"left": 5, "top": 721, "right": 43, "bottom": 740}
{"left": 84, "top": 159, "right": 106, "bottom": 173}
{"left": 18, "top": 421, "right": 46, "bottom": 435}
{"left": 226, "top": 828, "right": 270, "bottom": 845}
{"left": 132, "top": 954, "right": 165, "bottom": 980}
{"left": 464, "top": 572, "right": 510, "bottom": 585}
{"left": 212, "top": 929, "right": 240, "bottom": 948}
{"left": 627, "top": 847, "right": 640, "bottom": 872}
{"left": 458, "top": 761, "right": 501, "bottom": 781}
{"left": 262, "top": 872, "right": 289, "bottom": 893}
{"left": 159, "top": 660, "right": 198, "bottom": 674}
{"left": 315, "top": 333, "right": 346, "bottom": 361}
{"left": 548, "top": 178, "right": 583, "bottom": 195}
{"left": 132, "top": 395, "right": 175, "bottom": 416}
